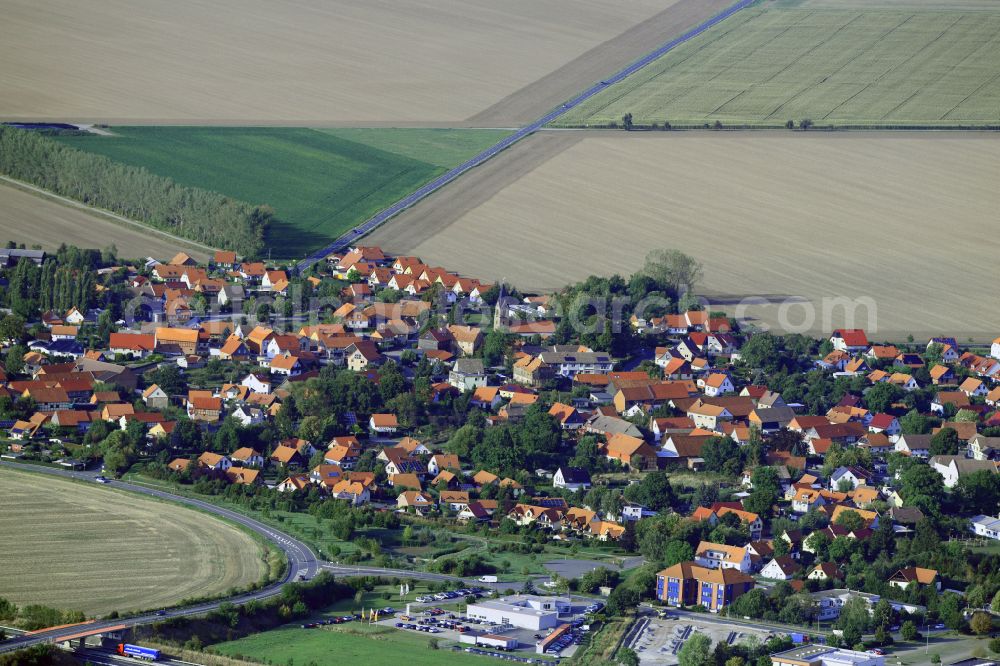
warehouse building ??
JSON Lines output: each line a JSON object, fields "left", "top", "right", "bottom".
{"left": 771, "top": 645, "right": 884, "bottom": 666}
{"left": 466, "top": 595, "right": 571, "bottom": 631}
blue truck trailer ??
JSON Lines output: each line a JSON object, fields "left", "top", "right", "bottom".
{"left": 116, "top": 643, "right": 160, "bottom": 660}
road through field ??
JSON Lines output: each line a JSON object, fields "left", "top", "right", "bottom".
{"left": 466, "top": 0, "right": 736, "bottom": 126}
{"left": 365, "top": 131, "right": 584, "bottom": 252}
{"left": 295, "top": 0, "right": 757, "bottom": 272}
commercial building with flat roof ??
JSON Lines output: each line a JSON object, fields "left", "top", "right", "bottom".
{"left": 771, "top": 646, "right": 884, "bottom": 666}
{"left": 466, "top": 595, "right": 571, "bottom": 631}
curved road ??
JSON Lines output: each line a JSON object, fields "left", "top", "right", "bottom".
{"left": 295, "top": 0, "right": 755, "bottom": 274}
{"left": 0, "top": 462, "right": 320, "bottom": 654}
{"left": 0, "top": 462, "right": 485, "bottom": 655}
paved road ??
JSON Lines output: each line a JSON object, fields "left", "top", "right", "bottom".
{"left": 0, "top": 462, "right": 319, "bottom": 655}
{"left": 0, "top": 462, "right": 526, "bottom": 656}
{"left": 72, "top": 646, "right": 196, "bottom": 666}
{"left": 293, "top": 0, "right": 755, "bottom": 274}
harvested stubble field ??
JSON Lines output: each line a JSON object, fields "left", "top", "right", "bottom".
{"left": 377, "top": 131, "right": 1000, "bottom": 339}
{"left": 0, "top": 468, "right": 265, "bottom": 616}
{"left": 0, "top": 0, "right": 671, "bottom": 125}
{"left": 558, "top": 1, "right": 1000, "bottom": 127}
{"left": 0, "top": 181, "right": 211, "bottom": 262}
{"left": 55, "top": 127, "right": 509, "bottom": 258}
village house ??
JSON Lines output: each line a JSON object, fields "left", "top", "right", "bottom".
{"left": 760, "top": 556, "right": 802, "bottom": 581}
{"left": 889, "top": 567, "right": 940, "bottom": 590}
{"left": 270, "top": 445, "right": 306, "bottom": 468}
{"left": 449, "top": 358, "right": 488, "bottom": 392}
{"left": 230, "top": 447, "right": 265, "bottom": 468}
{"left": 895, "top": 433, "right": 932, "bottom": 458}
{"left": 553, "top": 467, "right": 592, "bottom": 492}
{"left": 187, "top": 395, "right": 222, "bottom": 423}
{"left": 930, "top": 455, "right": 998, "bottom": 488}
{"left": 603, "top": 433, "right": 657, "bottom": 470}
{"left": 447, "top": 325, "right": 483, "bottom": 356}
{"left": 155, "top": 327, "right": 202, "bottom": 356}
{"left": 197, "top": 452, "right": 232, "bottom": 472}
{"left": 700, "top": 373, "right": 735, "bottom": 397}
{"left": 548, "top": 402, "right": 585, "bottom": 429}
{"left": 808, "top": 563, "right": 842, "bottom": 581}
{"left": 969, "top": 434, "right": 1000, "bottom": 461}
{"left": 345, "top": 341, "right": 383, "bottom": 372}
{"left": 397, "top": 490, "right": 434, "bottom": 513}
{"left": 331, "top": 474, "right": 374, "bottom": 505}
{"left": 427, "top": 453, "right": 461, "bottom": 476}
{"left": 830, "top": 329, "right": 869, "bottom": 353}
{"left": 142, "top": 384, "right": 170, "bottom": 410}
{"left": 108, "top": 332, "right": 157, "bottom": 359}
{"left": 695, "top": 541, "right": 753, "bottom": 573}
{"left": 369, "top": 413, "right": 399, "bottom": 435}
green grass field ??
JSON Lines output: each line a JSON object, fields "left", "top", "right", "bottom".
{"left": 211, "top": 623, "right": 481, "bottom": 666}
{"left": 557, "top": 3, "right": 1000, "bottom": 128}
{"left": 54, "top": 127, "right": 509, "bottom": 257}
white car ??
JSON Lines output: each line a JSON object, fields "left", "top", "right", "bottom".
{"left": 94, "top": 476, "right": 110, "bottom": 484}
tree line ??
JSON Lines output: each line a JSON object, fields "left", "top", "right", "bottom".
{"left": 4, "top": 256, "right": 96, "bottom": 319}
{"left": 0, "top": 126, "right": 270, "bottom": 257}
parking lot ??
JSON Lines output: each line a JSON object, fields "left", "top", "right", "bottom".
{"left": 627, "top": 615, "right": 775, "bottom": 664}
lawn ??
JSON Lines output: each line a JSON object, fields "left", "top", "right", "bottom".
{"left": 54, "top": 127, "right": 510, "bottom": 258}
{"left": 123, "top": 472, "right": 362, "bottom": 560}
{"left": 556, "top": 3, "right": 1000, "bottom": 127}
{"left": 211, "top": 623, "right": 481, "bottom": 666}
{"left": 0, "top": 467, "right": 266, "bottom": 616}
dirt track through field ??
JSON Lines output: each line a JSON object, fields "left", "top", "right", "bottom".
{"left": 376, "top": 131, "right": 1000, "bottom": 340}
{"left": 0, "top": 181, "right": 211, "bottom": 262}
{"left": 466, "top": 0, "right": 737, "bottom": 126}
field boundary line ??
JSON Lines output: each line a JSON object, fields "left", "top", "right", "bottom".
{"left": 573, "top": 8, "right": 762, "bottom": 122}
{"left": 937, "top": 20, "right": 1000, "bottom": 120}
{"left": 295, "top": 0, "right": 758, "bottom": 272}
{"left": 0, "top": 174, "right": 219, "bottom": 256}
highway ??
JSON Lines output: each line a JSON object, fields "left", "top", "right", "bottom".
{"left": 294, "top": 0, "right": 756, "bottom": 274}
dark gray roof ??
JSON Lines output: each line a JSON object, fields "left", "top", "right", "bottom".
{"left": 556, "top": 467, "right": 591, "bottom": 484}
{"left": 453, "top": 358, "right": 485, "bottom": 374}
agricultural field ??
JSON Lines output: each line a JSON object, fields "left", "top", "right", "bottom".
{"left": 0, "top": 0, "right": 674, "bottom": 124}
{"left": 212, "top": 623, "right": 480, "bottom": 666}
{"left": 0, "top": 181, "right": 211, "bottom": 262}
{"left": 0, "top": 468, "right": 266, "bottom": 616}
{"left": 558, "top": 1, "right": 1000, "bottom": 127}
{"left": 377, "top": 131, "right": 1000, "bottom": 339}
{"left": 54, "top": 127, "right": 510, "bottom": 258}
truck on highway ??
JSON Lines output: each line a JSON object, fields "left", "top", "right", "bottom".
{"left": 478, "top": 575, "right": 498, "bottom": 583}
{"left": 116, "top": 643, "right": 160, "bottom": 660}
